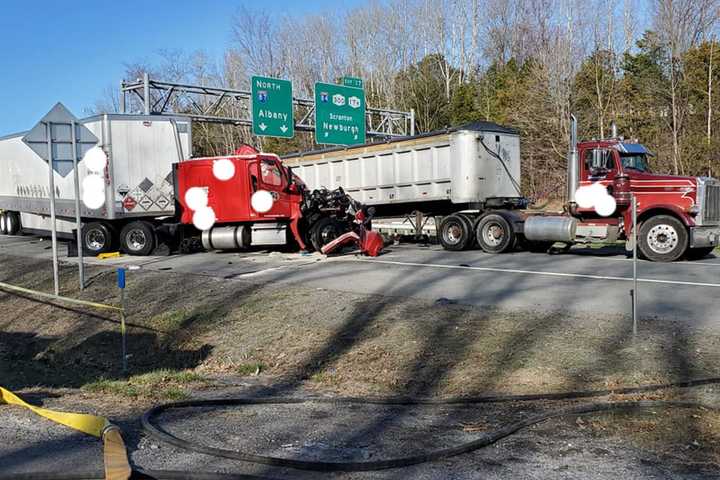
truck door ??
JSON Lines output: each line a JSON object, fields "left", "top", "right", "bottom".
{"left": 579, "top": 147, "right": 620, "bottom": 211}
{"left": 256, "top": 157, "right": 292, "bottom": 219}
{"left": 581, "top": 147, "right": 620, "bottom": 182}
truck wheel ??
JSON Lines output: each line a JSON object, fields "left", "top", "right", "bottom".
{"left": 83, "top": 222, "right": 114, "bottom": 255}
{"left": 686, "top": 247, "right": 715, "bottom": 260}
{"left": 638, "top": 215, "right": 688, "bottom": 262}
{"left": 310, "top": 217, "right": 343, "bottom": 252}
{"left": 6, "top": 212, "right": 20, "bottom": 235}
{"left": 475, "top": 213, "right": 515, "bottom": 254}
{"left": 120, "top": 221, "right": 156, "bottom": 256}
{"left": 439, "top": 214, "right": 473, "bottom": 251}
{"left": 0, "top": 213, "right": 7, "bottom": 235}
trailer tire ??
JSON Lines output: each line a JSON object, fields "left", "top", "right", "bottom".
{"left": 5, "top": 212, "right": 20, "bottom": 235}
{"left": 685, "top": 246, "right": 715, "bottom": 260}
{"left": 475, "top": 213, "right": 515, "bottom": 254}
{"left": 638, "top": 215, "right": 688, "bottom": 262}
{"left": 439, "top": 214, "right": 473, "bottom": 251}
{"left": 82, "top": 222, "right": 114, "bottom": 255}
{"left": 0, "top": 213, "right": 7, "bottom": 235}
{"left": 310, "top": 217, "right": 343, "bottom": 252}
{"left": 120, "top": 221, "right": 156, "bottom": 256}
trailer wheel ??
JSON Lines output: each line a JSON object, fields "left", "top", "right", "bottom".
{"left": 83, "top": 222, "right": 114, "bottom": 255}
{"left": 475, "top": 213, "right": 515, "bottom": 254}
{"left": 120, "top": 221, "right": 156, "bottom": 256}
{"left": 439, "top": 214, "right": 473, "bottom": 251}
{"left": 5, "top": 212, "right": 20, "bottom": 235}
{"left": 310, "top": 217, "right": 343, "bottom": 252}
{"left": 0, "top": 213, "right": 7, "bottom": 235}
{"left": 685, "top": 246, "right": 715, "bottom": 260}
{"left": 638, "top": 215, "right": 688, "bottom": 262}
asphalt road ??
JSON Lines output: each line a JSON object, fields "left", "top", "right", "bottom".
{"left": 1, "top": 234, "right": 719, "bottom": 324}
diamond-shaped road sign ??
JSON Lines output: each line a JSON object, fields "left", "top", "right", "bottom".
{"left": 22, "top": 103, "right": 98, "bottom": 177}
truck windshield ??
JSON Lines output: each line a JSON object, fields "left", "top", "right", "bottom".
{"left": 620, "top": 153, "right": 650, "bottom": 173}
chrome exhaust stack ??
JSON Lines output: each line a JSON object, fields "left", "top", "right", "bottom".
{"left": 567, "top": 114, "right": 578, "bottom": 205}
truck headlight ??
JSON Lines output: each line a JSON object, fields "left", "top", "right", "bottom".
{"left": 690, "top": 205, "right": 700, "bottom": 216}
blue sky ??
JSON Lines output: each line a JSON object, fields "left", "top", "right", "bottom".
{"left": 0, "top": 0, "right": 354, "bottom": 135}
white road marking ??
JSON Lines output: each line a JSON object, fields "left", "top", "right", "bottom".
{"left": 357, "top": 258, "right": 720, "bottom": 288}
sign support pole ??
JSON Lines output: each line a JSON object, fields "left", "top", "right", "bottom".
{"left": 46, "top": 122, "right": 60, "bottom": 296}
{"left": 70, "top": 121, "right": 85, "bottom": 290}
{"left": 632, "top": 195, "right": 638, "bottom": 335}
{"left": 117, "top": 268, "right": 127, "bottom": 374}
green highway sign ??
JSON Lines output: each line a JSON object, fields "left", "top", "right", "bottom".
{"left": 341, "top": 76, "right": 363, "bottom": 89}
{"left": 251, "top": 75, "right": 294, "bottom": 138}
{"left": 314, "top": 82, "right": 366, "bottom": 146}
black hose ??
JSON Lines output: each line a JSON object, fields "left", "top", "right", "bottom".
{"left": 140, "top": 377, "right": 720, "bottom": 472}
{"left": 1, "top": 470, "right": 275, "bottom": 480}
{"left": 478, "top": 136, "right": 524, "bottom": 197}
{"left": 5, "top": 377, "right": 719, "bottom": 479}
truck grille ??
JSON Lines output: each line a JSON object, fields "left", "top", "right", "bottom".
{"left": 704, "top": 183, "right": 720, "bottom": 224}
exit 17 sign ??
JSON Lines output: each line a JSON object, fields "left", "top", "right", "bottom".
{"left": 251, "top": 75, "right": 294, "bottom": 138}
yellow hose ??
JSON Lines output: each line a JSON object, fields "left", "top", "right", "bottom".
{"left": 0, "top": 386, "right": 130, "bottom": 480}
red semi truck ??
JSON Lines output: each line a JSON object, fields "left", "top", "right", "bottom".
{"left": 517, "top": 116, "right": 720, "bottom": 262}
{"left": 164, "top": 148, "right": 374, "bottom": 255}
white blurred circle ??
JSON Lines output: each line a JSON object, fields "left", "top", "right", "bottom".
{"left": 192, "top": 206, "right": 216, "bottom": 231}
{"left": 184, "top": 187, "right": 208, "bottom": 211}
{"left": 83, "top": 146, "right": 108, "bottom": 173}
{"left": 212, "top": 158, "right": 236, "bottom": 181}
{"left": 588, "top": 182, "right": 608, "bottom": 202}
{"left": 595, "top": 194, "right": 617, "bottom": 217}
{"left": 82, "top": 189, "right": 105, "bottom": 209}
{"left": 251, "top": 190, "right": 274, "bottom": 213}
{"left": 82, "top": 174, "right": 104, "bottom": 193}
{"left": 575, "top": 186, "right": 594, "bottom": 209}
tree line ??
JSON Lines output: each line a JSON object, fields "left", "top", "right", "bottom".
{"left": 97, "top": 0, "right": 720, "bottom": 200}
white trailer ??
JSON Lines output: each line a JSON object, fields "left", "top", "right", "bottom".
{"left": 0, "top": 114, "right": 192, "bottom": 254}
{"left": 283, "top": 123, "right": 528, "bottom": 249}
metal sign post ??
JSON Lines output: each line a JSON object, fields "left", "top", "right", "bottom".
{"left": 117, "top": 268, "right": 128, "bottom": 374}
{"left": 70, "top": 121, "right": 85, "bottom": 290}
{"left": 45, "top": 123, "right": 60, "bottom": 296}
{"left": 632, "top": 195, "right": 638, "bottom": 335}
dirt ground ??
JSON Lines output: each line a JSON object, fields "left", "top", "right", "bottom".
{"left": 2, "top": 253, "right": 720, "bottom": 477}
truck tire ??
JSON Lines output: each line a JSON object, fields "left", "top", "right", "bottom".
{"left": 685, "top": 247, "right": 715, "bottom": 260}
{"left": 82, "top": 222, "right": 114, "bottom": 255}
{"left": 120, "top": 221, "right": 156, "bottom": 256}
{"left": 439, "top": 214, "right": 473, "bottom": 251}
{"left": 5, "top": 212, "right": 20, "bottom": 235}
{"left": 309, "top": 217, "right": 343, "bottom": 252}
{"left": 638, "top": 215, "right": 688, "bottom": 262}
{"left": 0, "top": 213, "right": 7, "bottom": 235}
{"left": 475, "top": 213, "right": 516, "bottom": 254}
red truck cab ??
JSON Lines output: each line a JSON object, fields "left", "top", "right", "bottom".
{"left": 572, "top": 139, "right": 720, "bottom": 261}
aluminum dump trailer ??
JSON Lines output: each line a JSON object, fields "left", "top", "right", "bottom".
{"left": 283, "top": 122, "right": 525, "bottom": 217}
{"left": 0, "top": 114, "right": 192, "bottom": 237}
